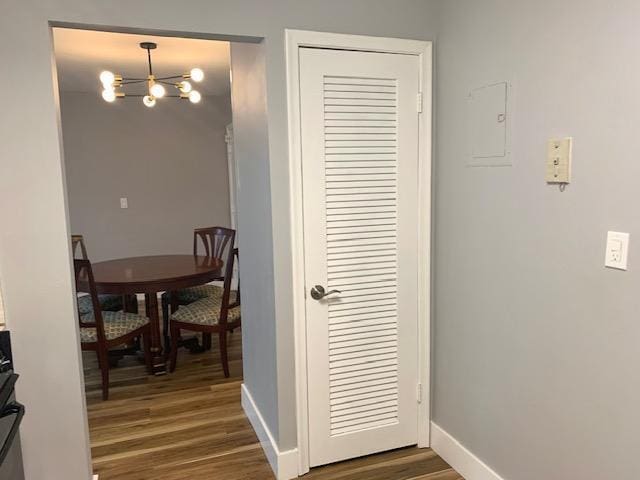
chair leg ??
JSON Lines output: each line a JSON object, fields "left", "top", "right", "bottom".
{"left": 162, "top": 295, "right": 170, "bottom": 354}
{"left": 129, "top": 294, "right": 139, "bottom": 314}
{"left": 203, "top": 333, "right": 212, "bottom": 350}
{"left": 219, "top": 331, "right": 229, "bottom": 378}
{"left": 142, "top": 330, "right": 153, "bottom": 375}
{"left": 169, "top": 323, "right": 180, "bottom": 373}
{"left": 97, "top": 347, "right": 110, "bottom": 401}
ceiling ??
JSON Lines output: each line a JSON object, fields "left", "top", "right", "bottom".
{"left": 53, "top": 28, "right": 231, "bottom": 96}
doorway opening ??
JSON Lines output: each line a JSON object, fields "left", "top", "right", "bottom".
{"left": 52, "top": 26, "right": 271, "bottom": 479}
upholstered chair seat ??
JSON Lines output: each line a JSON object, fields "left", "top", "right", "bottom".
{"left": 172, "top": 284, "right": 220, "bottom": 304}
{"left": 77, "top": 294, "right": 124, "bottom": 319}
{"left": 171, "top": 291, "right": 240, "bottom": 326}
{"left": 98, "top": 294, "right": 124, "bottom": 311}
{"left": 79, "top": 311, "right": 149, "bottom": 343}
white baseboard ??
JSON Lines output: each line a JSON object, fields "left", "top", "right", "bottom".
{"left": 430, "top": 422, "right": 505, "bottom": 480}
{"left": 241, "top": 384, "right": 299, "bottom": 480}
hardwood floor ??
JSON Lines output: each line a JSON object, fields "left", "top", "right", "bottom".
{"left": 84, "top": 327, "right": 462, "bottom": 480}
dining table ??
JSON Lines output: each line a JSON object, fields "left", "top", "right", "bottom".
{"left": 90, "top": 254, "right": 223, "bottom": 374}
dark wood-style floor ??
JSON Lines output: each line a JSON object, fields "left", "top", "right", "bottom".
{"left": 84, "top": 326, "right": 462, "bottom": 480}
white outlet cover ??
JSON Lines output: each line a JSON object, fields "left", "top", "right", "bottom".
{"left": 120, "top": 197, "right": 128, "bottom": 209}
{"left": 605, "top": 231, "right": 629, "bottom": 270}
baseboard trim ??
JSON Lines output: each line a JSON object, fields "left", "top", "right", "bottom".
{"left": 430, "top": 422, "right": 505, "bottom": 480}
{"left": 241, "top": 384, "right": 299, "bottom": 480}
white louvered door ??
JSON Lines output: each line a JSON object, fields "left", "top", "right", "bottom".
{"left": 299, "top": 47, "right": 421, "bottom": 467}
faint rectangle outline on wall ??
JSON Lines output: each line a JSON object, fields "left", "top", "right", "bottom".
{"left": 467, "top": 81, "right": 512, "bottom": 167}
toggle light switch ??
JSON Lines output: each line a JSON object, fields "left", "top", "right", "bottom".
{"left": 545, "top": 137, "right": 572, "bottom": 184}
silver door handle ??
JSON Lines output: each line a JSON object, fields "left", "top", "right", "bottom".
{"left": 310, "top": 285, "right": 341, "bottom": 300}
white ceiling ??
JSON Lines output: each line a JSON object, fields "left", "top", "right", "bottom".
{"left": 53, "top": 28, "right": 231, "bottom": 96}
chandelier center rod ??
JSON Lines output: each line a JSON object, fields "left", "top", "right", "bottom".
{"left": 139, "top": 42, "right": 157, "bottom": 77}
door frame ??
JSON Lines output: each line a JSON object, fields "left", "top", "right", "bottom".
{"left": 285, "top": 29, "right": 432, "bottom": 475}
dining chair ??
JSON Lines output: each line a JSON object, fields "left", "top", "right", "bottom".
{"left": 169, "top": 247, "right": 240, "bottom": 377}
{"left": 74, "top": 259, "right": 153, "bottom": 400}
{"left": 71, "top": 234, "right": 134, "bottom": 313}
{"left": 161, "top": 226, "right": 235, "bottom": 352}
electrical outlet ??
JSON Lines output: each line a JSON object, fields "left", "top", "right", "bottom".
{"left": 120, "top": 197, "right": 128, "bottom": 209}
{"left": 545, "top": 137, "right": 572, "bottom": 184}
{"left": 605, "top": 231, "right": 629, "bottom": 270}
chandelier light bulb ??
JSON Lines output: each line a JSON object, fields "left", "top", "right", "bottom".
{"left": 100, "top": 70, "right": 115, "bottom": 87}
{"left": 102, "top": 88, "right": 116, "bottom": 103}
{"left": 178, "top": 81, "right": 192, "bottom": 93}
{"left": 188, "top": 90, "right": 202, "bottom": 104}
{"left": 190, "top": 68, "right": 204, "bottom": 82}
{"left": 150, "top": 82, "right": 166, "bottom": 98}
{"left": 143, "top": 95, "right": 156, "bottom": 108}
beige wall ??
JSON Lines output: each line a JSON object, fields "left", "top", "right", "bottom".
{"left": 60, "top": 92, "right": 232, "bottom": 262}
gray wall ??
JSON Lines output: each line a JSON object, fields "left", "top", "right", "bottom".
{"left": 60, "top": 92, "right": 232, "bottom": 262}
{"left": 229, "top": 42, "right": 279, "bottom": 441}
{"left": 433, "top": 0, "right": 640, "bottom": 478}
{"left": 0, "top": 2, "right": 439, "bottom": 478}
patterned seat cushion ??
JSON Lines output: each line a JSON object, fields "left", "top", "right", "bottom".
{"left": 98, "top": 294, "right": 124, "bottom": 311}
{"left": 173, "top": 284, "right": 222, "bottom": 304}
{"left": 77, "top": 294, "right": 94, "bottom": 317}
{"left": 171, "top": 291, "right": 240, "bottom": 326}
{"left": 76, "top": 294, "right": 123, "bottom": 317}
{"left": 79, "top": 311, "right": 149, "bottom": 343}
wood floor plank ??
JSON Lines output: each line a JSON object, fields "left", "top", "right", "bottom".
{"left": 84, "top": 324, "right": 462, "bottom": 479}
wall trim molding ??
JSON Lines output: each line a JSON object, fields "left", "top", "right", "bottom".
{"left": 241, "top": 384, "right": 299, "bottom": 480}
{"left": 430, "top": 422, "right": 506, "bottom": 480}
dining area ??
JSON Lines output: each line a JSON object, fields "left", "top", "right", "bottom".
{"left": 73, "top": 226, "right": 241, "bottom": 401}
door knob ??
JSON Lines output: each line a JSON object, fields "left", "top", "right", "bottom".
{"left": 310, "top": 285, "right": 341, "bottom": 300}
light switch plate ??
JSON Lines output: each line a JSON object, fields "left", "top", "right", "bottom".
{"left": 545, "top": 137, "right": 572, "bottom": 183}
{"left": 605, "top": 231, "right": 629, "bottom": 270}
{"left": 120, "top": 197, "right": 128, "bottom": 209}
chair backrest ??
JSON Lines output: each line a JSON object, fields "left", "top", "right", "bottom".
{"left": 74, "top": 259, "right": 107, "bottom": 343}
{"left": 71, "top": 235, "right": 89, "bottom": 260}
{"left": 219, "top": 247, "right": 241, "bottom": 325}
{"left": 193, "top": 226, "right": 235, "bottom": 259}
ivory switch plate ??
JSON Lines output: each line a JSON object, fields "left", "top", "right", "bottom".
{"left": 546, "top": 137, "right": 572, "bottom": 183}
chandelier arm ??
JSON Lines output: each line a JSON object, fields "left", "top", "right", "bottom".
{"left": 120, "top": 79, "right": 148, "bottom": 85}
{"left": 123, "top": 94, "right": 184, "bottom": 98}
{"left": 154, "top": 75, "right": 185, "bottom": 81}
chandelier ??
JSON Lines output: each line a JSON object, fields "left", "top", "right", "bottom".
{"left": 99, "top": 42, "right": 204, "bottom": 107}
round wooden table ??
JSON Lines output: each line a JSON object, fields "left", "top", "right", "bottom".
{"left": 91, "top": 255, "right": 223, "bottom": 374}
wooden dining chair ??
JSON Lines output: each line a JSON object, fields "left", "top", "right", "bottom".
{"left": 71, "top": 234, "right": 134, "bottom": 313}
{"left": 169, "top": 247, "right": 240, "bottom": 377}
{"left": 161, "top": 227, "right": 235, "bottom": 352}
{"left": 74, "top": 259, "right": 153, "bottom": 400}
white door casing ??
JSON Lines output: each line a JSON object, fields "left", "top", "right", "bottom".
{"left": 299, "top": 47, "right": 421, "bottom": 467}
